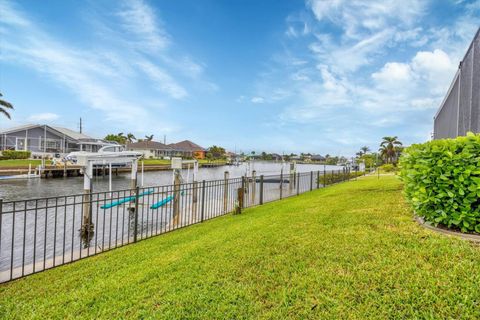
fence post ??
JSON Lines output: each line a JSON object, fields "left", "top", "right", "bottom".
{"left": 172, "top": 170, "right": 181, "bottom": 228}
{"left": 289, "top": 164, "right": 294, "bottom": 194}
{"left": 324, "top": 168, "right": 327, "bottom": 187}
{"left": 280, "top": 169, "right": 283, "bottom": 200}
{"left": 259, "top": 175, "right": 264, "bottom": 205}
{"left": 192, "top": 180, "right": 198, "bottom": 223}
{"left": 200, "top": 180, "right": 206, "bottom": 222}
{"left": 316, "top": 170, "right": 320, "bottom": 189}
{"left": 241, "top": 176, "right": 246, "bottom": 208}
{"left": 251, "top": 171, "right": 256, "bottom": 205}
{"left": 297, "top": 172, "right": 300, "bottom": 196}
{"left": 310, "top": 171, "right": 313, "bottom": 191}
{"left": 223, "top": 171, "right": 229, "bottom": 213}
{"left": 237, "top": 180, "right": 244, "bottom": 214}
{"left": 133, "top": 186, "right": 140, "bottom": 242}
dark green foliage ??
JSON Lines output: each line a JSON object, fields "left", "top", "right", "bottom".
{"left": 319, "top": 171, "right": 364, "bottom": 186}
{"left": 400, "top": 132, "right": 480, "bottom": 233}
{"left": 206, "top": 145, "right": 226, "bottom": 159}
{"left": 1, "top": 150, "right": 31, "bottom": 159}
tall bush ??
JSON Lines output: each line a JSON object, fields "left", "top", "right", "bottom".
{"left": 1, "top": 150, "right": 31, "bottom": 159}
{"left": 400, "top": 132, "right": 480, "bottom": 233}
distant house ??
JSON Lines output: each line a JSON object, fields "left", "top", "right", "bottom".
{"left": 168, "top": 140, "right": 206, "bottom": 159}
{"left": 225, "top": 151, "right": 237, "bottom": 161}
{"left": 271, "top": 153, "right": 283, "bottom": 161}
{"left": 126, "top": 141, "right": 173, "bottom": 158}
{"left": 0, "top": 124, "right": 112, "bottom": 157}
{"left": 311, "top": 154, "right": 326, "bottom": 162}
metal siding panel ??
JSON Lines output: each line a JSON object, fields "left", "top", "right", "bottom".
{"left": 458, "top": 47, "right": 474, "bottom": 135}
{"left": 471, "top": 36, "right": 480, "bottom": 133}
{"left": 434, "top": 76, "right": 459, "bottom": 139}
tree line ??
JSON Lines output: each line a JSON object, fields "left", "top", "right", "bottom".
{"left": 355, "top": 136, "right": 403, "bottom": 168}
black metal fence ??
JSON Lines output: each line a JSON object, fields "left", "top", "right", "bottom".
{"left": 0, "top": 169, "right": 358, "bottom": 283}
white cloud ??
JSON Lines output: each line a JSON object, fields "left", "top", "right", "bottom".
{"left": 251, "top": 97, "right": 265, "bottom": 104}
{"left": 372, "top": 62, "right": 412, "bottom": 84}
{"left": 308, "top": 0, "right": 425, "bottom": 38}
{"left": 137, "top": 60, "right": 188, "bottom": 99}
{"left": 0, "top": 0, "right": 216, "bottom": 134}
{"left": 117, "top": 0, "right": 169, "bottom": 52}
{"left": 27, "top": 113, "right": 60, "bottom": 122}
{"left": 410, "top": 49, "right": 457, "bottom": 95}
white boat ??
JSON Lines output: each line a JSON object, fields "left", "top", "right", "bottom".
{"left": 0, "top": 173, "right": 40, "bottom": 180}
{"left": 66, "top": 145, "right": 142, "bottom": 167}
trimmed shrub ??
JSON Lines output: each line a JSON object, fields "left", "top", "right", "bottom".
{"left": 400, "top": 132, "right": 480, "bottom": 233}
{"left": 318, "top": 171, "right": 364, "bottom": 186}
{"left": 379, "top": 164, "right": 397, "bottom": 173}
{"left": 1, "top": 150, "right": 31, "bottom": 159}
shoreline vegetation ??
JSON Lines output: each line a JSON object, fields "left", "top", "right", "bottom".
{"left": 1, "top": 175, "right": 479, "bottom": 319}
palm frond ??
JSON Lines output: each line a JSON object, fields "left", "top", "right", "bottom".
{"left": 0, "top": 99, "right": 14, "bottom": 110}
{"left": 0, "top": 108, "right": 12, "bottom": 119}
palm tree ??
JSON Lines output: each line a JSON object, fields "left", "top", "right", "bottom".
{"left": 0, "top": 93, "right": 14, "bottom": 119}
{"left": 145, "top": 134, "right": 154, "bottom": 141}
{"left": 360, "top": 146, "right": 370, "bottom": 154}
{"left": 126, "top": 133, "right": 136, "bottom": 143}
{"left": 379, "top": 136, "right": 402, "bottom": 164}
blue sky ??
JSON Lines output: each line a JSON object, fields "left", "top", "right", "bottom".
{"left": 0, "top": 0, "right": 479, "bottom": 156}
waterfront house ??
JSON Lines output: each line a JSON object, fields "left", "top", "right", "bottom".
{"left": 311, "top": 154, "right": 326, "bottom": 162}
{"left": 126, "top": 141, "right": 173, "bottom": 158}
{"left": 0, "top": 124, "right": 113, "bottom": 157}
{"left": 168, "top": 140, "right": 206, "bottom": 159}
{"left": 271, "top": 153, "right": 283, "bottom": 161}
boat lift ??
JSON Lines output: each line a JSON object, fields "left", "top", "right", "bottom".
{"left": 148, "top": 158, "right": 198, "bottom": 210}
{"left": 76, "top": 151, "right": 142, "bottom": 229}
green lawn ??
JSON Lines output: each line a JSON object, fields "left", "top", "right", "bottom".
{"left": 1, "top": 176, "right": 480, "bottom": 319}
{"left": 140, "top": 159, "right": 171, "bottom": 165}
{"left": 0, "top": 159, "right": 47, "bottom": 168}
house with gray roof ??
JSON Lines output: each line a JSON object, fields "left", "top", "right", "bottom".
{"left": 0, "top": 124, "right": 113, "bottom": 157}
{"left": 126, "top": 141, "right": 173, "bottom": 158}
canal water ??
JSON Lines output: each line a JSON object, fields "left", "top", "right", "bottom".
{"left": 0, "top": 161, "right": 342, "bottom": 201}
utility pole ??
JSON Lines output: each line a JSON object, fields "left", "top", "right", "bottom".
{"left": 164, "top": 134, "right": 166, "bottom": 145}
{"left": 79, "top": 117, "right": 83, "bottom": 133}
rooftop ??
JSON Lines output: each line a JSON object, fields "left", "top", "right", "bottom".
{"left": 0, "top": 124, "right": 94, "bottom": 140}
{"left": 169, "top": 140, "right": 205, "bottom": 151}
{"left": 127, "top": 141, "right": 172, "bottom": 150}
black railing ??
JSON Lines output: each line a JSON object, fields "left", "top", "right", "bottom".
{"left": 0, "top": 169, "right": 358, "bottom": 283}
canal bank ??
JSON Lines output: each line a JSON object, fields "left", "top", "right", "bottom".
{"left": 0, "top": 161, "right": 228, "bottom": 177}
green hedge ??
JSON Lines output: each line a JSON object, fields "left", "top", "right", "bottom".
{"left": 400, "top": 132, "right": 480, "bottom": 233}
{"left": 378, "top": 164, "right": 398, "bottom": 173}
{"left": 1, "top": 150, "right": 31, "bottom": 159}
{"left": 318, "top": 171, "right": 364, "bottom": 186}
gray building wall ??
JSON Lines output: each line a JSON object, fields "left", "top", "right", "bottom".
{"left": 1, "top": 126, "right": 74, "bottom": 153}
{"left": 434, "top": 28, "right": 480, "bottom": 139}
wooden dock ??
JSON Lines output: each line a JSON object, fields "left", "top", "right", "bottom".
{"left": 0, "top": 162, "right": 227, "bottom": 178}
